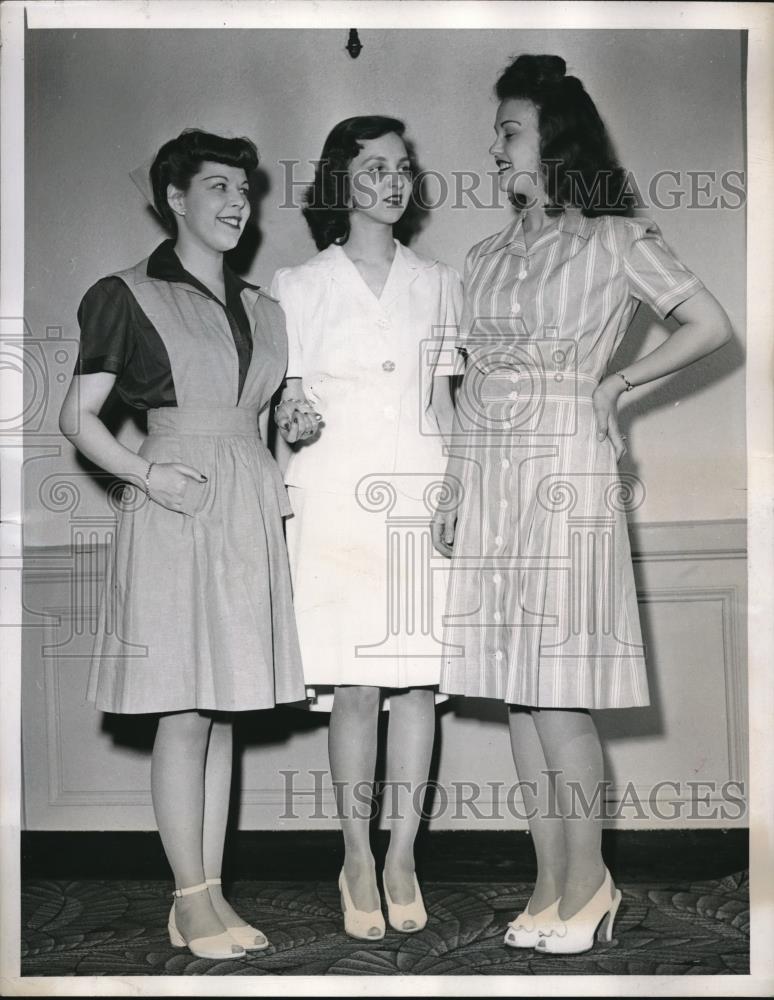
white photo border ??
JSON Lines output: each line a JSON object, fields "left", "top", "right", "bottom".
{"left": 2, "top": 1, "right": 772, "bottom": 996}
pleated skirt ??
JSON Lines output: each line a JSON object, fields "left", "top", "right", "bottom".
{"left": 440, "top": 371, "right": 650, "bottom": 709}
{"left": 87, "top": 407, "right": 306, "bottom": 714}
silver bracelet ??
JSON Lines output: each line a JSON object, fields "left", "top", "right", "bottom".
{"left": 144, "top": 461, "right": 155, "bottom": 500}
{"left": 616, "top": 371, "right": 635, "bottom": 392}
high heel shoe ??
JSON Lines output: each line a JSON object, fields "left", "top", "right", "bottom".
{"left": 504, "top": 898, "right": 561, "bottom": 948}
{"left": 338, "top": 869, "right": 385, "bottom": 941}
{"left": 168, "top": 882, "right": 245, "bottom": 960}
{"left": 535, "top": 868, "right": 622, "bottom": 954}
{"left": 383, "top": 873, "right": 427, "bottom": 933}
{"left": 205, "top": 877, "right": 269, "bottom": 952}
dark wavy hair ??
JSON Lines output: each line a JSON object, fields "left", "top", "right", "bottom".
{"left": 150, "top": 129, "right": 259, "bottom": 234}
{"left": 495, "top": 54, "right": 633, "bottom": 216}
{"left": 303, "top": 116, "right": 420, "bottom": 249}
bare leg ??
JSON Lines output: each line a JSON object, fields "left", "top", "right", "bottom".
{"left": 383, "top": 687, "right": 435, "bottom": 919}
{"left": 507, "top": 707, "right": 566, "bottom": 912}
{"left": 151, "top": 710, "right": 227, "bottom": 942}
{"left": 329, "top": 684, "right": 381, "bottom": 925}
{"left": 532, "top": 707, "right": 606, "bottom": 918}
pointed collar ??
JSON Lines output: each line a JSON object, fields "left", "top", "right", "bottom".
{"left": 143, "top": 239, "right": 259, "bottom": 299}
{"left": 320, "top": 238, "right": 438, "bottom": 273}
{"left": 315, "top": 238, "right": 436, "bottom": 310}
{"left": 481, "top": 209, "right": 593, "bottom": 257}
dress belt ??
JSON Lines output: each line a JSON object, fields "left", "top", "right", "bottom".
{"left": 147, "top": 406, "right": 261, "bottom": 436}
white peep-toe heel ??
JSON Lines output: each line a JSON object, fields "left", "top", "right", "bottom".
{"left": 168, "top": 882, "right": 245, "bottom": 960}
{"left": 338, "top": 869, "right": 385, "bottom": 940}
{"left": 205, "top": 877, "right": 269, "bottom": 951}
{"left": 535, "top": 868, "right": 622, "bottom": 954}
{"left": 504, "top": 897, "right": 561, "bottom": 948}
{"left": 383, "top": 873, "right": 428, "bottom": 933}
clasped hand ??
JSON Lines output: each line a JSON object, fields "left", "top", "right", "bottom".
{"left": 275, "top": 398, "right": 323, "bottom": 443}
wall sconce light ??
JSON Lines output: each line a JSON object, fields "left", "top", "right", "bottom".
{"left": 346, "top": 29, "right": 363, "bottom": 59}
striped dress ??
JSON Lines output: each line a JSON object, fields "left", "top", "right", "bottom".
{"left": 439, "top": 210, "right": 703, "bottom": 709}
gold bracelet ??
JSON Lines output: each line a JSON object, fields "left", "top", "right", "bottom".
{"left": 616, "top": 371, "right": 635, "bottom": 392}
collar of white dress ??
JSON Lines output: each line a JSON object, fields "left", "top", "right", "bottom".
{"left": 321, "top": 239, "right": 438, "bottom": 272}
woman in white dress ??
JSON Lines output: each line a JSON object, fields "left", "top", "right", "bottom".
{"left": 272, "top": 116, "right": 461, "bottom": 939}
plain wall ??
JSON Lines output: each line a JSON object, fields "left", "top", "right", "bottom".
{"left": 25, "top": 28, "right": 745, "bottom": 546}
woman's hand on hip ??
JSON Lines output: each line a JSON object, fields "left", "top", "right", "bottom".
{"left": 592, "top": 376, "right": 628, "bottom": 462}
{"left": 275, "top": 398, "right": 322, "bottom": 443}
{"left": 147, "top": 462, "right": 207, "bottom": 512}
{"left": 432, "top": 509, "right": 457, "bottom": 558}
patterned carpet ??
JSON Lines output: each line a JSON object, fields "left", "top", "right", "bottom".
{"left": 21, "top": 871, "right": 748, "bottom": 976}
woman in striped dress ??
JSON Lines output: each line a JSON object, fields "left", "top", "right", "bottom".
{"left": 432, "top": 55, "right": 733, "bottom": 954}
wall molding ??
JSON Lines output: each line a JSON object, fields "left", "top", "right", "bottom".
{"left": 22, "top": 518, "right": 748, "bottom": 829}
{"left": 640, "top": 585, "right": 746, "bottom": 785}
{"left": 22, "top": 518, "right": 749, "bottom": 565}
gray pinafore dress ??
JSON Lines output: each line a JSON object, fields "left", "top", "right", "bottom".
{"left": 86, "top": 259, "right": 305, "bottom": 714}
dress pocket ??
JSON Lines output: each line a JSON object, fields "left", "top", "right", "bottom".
{"left": 177, "top": 475, "right": 211, "bottom": 517}
{"left": 138, "top": 434, "right": 211, "bottom": 517}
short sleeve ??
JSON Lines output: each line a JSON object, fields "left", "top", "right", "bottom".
{"left": 270, "top": 268, "right": 303, "bottom": 379}
{"left": 623, "top": 219, "right": 704, "bottom": 320}
{"left": 75, "top": 276, "right": 135, "bottom": 376}
{"left": 432, "top": 263, "right": 464, "bottom": 379}
{"left": 455, "top": 243, "right": 480, "bottom": 368}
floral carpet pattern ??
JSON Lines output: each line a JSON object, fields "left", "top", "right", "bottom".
{"left": 21, "top": 872, "right": 748, "bottom": 976}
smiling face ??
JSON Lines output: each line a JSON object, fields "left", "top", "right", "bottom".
{"left": 347, "top": 132, "right": 412, "bottom": 227}
{"left": 489, "top": 98, "right": 545, "bottom": 204}
{"left": 167, "top": 161, "right": 251, "bottom": 253}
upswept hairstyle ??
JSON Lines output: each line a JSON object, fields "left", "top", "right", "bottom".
{"left": 495, "top": 54, "right": 633, "bottom": 216}
{"left": 150, "top": 129, "right": 259, "bottom": 234}
{"left": 303, "top": 116, "right": 415, "bottom": 249}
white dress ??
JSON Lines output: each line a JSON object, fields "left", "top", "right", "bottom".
{"left": 271, "top": 241, "right": 462, "bottom": 707}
